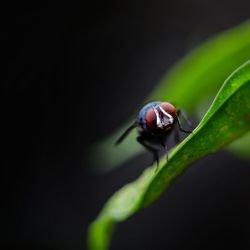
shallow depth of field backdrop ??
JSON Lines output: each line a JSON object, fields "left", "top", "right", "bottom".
{"left": 2, "top": 2, "right": 250, "bottom": 250}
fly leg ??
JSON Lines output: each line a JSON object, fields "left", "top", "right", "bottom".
{"left": 172, "top": 120, "right": 182, "bottom": 144}
{"left": 177, "top": 109, "right": 194, "bottom": 127}
{"left": 174, "top": 126, "right": 181, "bottom": 144}
{"left": 115, "top": 122, "right": 137, "bottom": 145}
{"left": 159, "top": 139, "right": 168, "bottom": 162}
{"left": 137, "top": 136, "right": 160, "bottom": 170}
{"left": 176, "top": 109, "right": 193, "bottom": 133}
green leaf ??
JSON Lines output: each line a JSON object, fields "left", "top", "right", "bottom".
{"left": 90, "top": 20, "right": 250, "bottom": 172}
{"left": 88, "top": 61, "right": 250, "bottom": 250}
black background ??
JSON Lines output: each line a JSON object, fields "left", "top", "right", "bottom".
{"left": 2, "top": 2, "right": 250, "bottom": 250}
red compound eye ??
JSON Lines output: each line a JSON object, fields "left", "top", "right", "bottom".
{"left": 145, "top": 108, "right": 156, "bottom": 129}
{"left": 159, "top": 102, "right": 176, "bottom": 116}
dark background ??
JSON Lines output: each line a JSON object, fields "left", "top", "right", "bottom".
{"left": 2, "top": 2, "right": 250, "bottom": 250}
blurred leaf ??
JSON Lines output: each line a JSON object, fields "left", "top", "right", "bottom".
{"left": 90, "top": 20, "right": 250, "bottom": 172}
{"left": 227, "top": 132, "right": 250, "bottom": 159}
{"left": 88, "top": 61, "right": 250, "bottom": 250}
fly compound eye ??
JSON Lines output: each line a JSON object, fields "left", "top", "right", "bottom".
{"left": 159, "top": 102, "right": 176, "bottom": 117}
{"left": 145, "top": 108, "right": 156, "bottom": 129}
